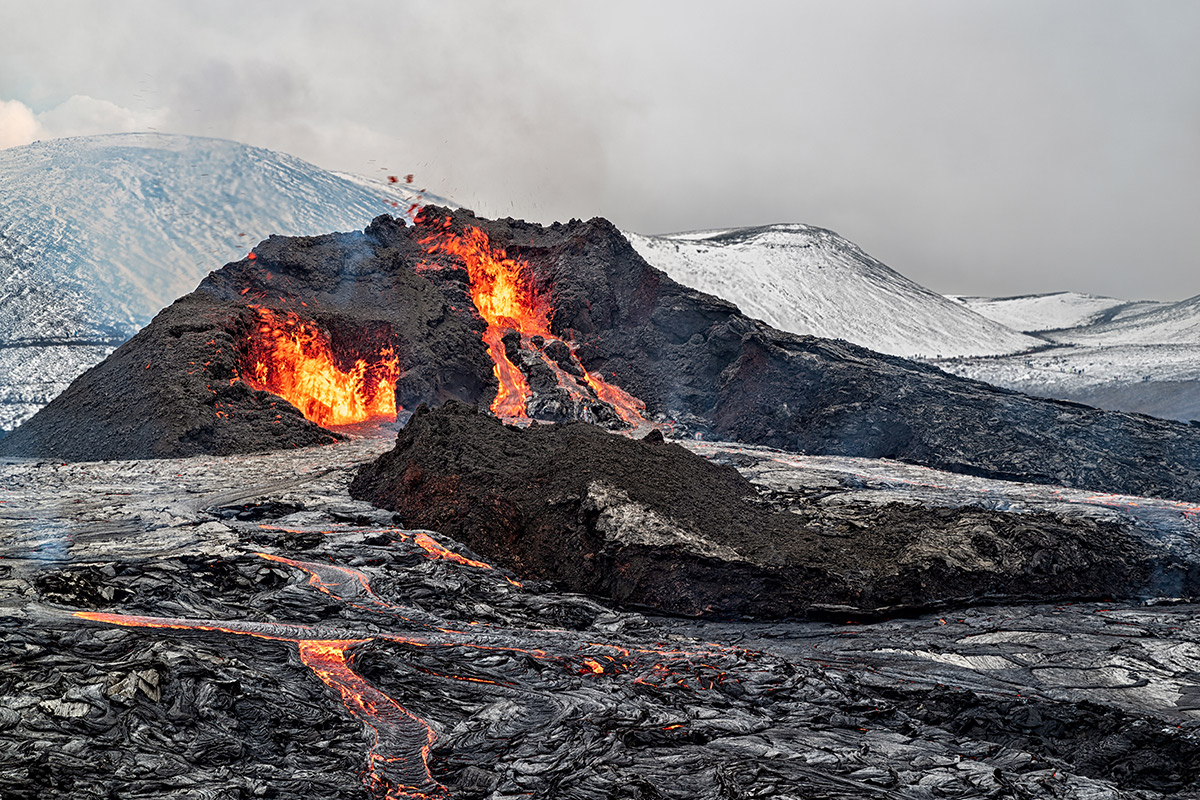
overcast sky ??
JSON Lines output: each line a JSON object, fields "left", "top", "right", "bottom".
{"left": 1, "top": 0, "right": 1197, "bottom": 300}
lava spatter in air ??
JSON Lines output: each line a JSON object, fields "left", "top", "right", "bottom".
{"left": 419, "top": 219, "right": 646, "bottom": 426}
{"left": 239, "top": 306, "right": 400, "bottom": 428}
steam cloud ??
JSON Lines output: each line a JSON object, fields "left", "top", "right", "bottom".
{"left": 1, "top": 0, "right": 1197, "bottom": 299}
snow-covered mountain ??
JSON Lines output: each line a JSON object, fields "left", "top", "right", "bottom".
{"left": 940, "top": 292, "right": 1200, "bottom": 422}
{"left": 0, "top": 133, "right": 439, "bottom": 431}
{"left": 949, "top": 292, "right": 1169, "bottom": 334}
{"left": 627, "top": 225, "right": 1041, "bottom": 359}
{"left": 627, "top": 226, "right": 1198, "bottom": 422}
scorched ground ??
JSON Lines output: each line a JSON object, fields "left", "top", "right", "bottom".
{"left": 2, "top": 430, "right": 1199, "bottom": 799}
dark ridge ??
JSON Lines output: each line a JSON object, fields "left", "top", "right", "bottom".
{"left": 349, "top": 402, "right": 1165, "bottom": 619}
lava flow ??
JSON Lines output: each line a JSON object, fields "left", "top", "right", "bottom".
{"left": 74, "top": 611, "right": 445, "bottom": 800}
{"left": 421, "top": 225, "right": 548, "bottom": 419}
{"left": 240, "top": 306, "right": 400, "bottom": 427}
{"left": 420, "top": 219, "right": 646, "bottom": 425}
{"left": 72, "top": 543, "right": 745, "bottom": 799}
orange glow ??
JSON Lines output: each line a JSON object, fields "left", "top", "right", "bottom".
{"left": 413, "top": 532, "right": 493, "bottom": 570}
{"left": 240, "top": 306, "right": 400, "bottom": 427}
{"left": 297, "top": 640, "right": 442, "bottom": 800}
{"left": 583, "top": 370, "right": 647, "bottom": 426}
{"left": 421, "top": 222, "right": 647, "bottom": 426}
{"left": 422, "top": 226, "right": 549, "bottom": 420}
{"left": 74, "top": 612, "right": 445, "bottom": 800}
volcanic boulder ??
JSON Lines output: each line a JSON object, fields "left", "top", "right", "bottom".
{"left": 349, "top": 402, "right": 1161, "bottom": 618}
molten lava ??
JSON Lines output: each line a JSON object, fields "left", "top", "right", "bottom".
{"left": 74, "top": 547, "right": 740, "bottom": 799}
{"left": 240, "top": 307, "right": 400, "bottom": 427}
{"left": 422, "top": 225, "right": 549, "bottom": 419}
{"left": 421, "top": 220, "right": 647, "bottom": 425}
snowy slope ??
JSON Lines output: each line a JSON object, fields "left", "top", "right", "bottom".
{"left": 627, "top": 225, "right": 1041, "bottom": 359}
{"left": 937, "top": 292, "right": 1200, "bottom": 422}
{"left": 1047, "top": 294, "right": 1200, "bottom": 346}
{"left": 948, "top": 292, "right": 1168, "bottom": 334}
{"left": 937, "top": 290, "right": 1200, "bottom": 421}
{"left": 0, "top": 133, "right": 441, "bottom": 431}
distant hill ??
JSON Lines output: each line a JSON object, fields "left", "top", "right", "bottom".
{"left": 942, "top": 293, "right": 1200, "bottom": 422}
{"left": 628, "top": 225, "right": 1041, "bottom": 359}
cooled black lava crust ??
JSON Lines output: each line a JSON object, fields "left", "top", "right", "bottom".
{"left": 350, "top": 402, "right": 1164, "bottom": 618}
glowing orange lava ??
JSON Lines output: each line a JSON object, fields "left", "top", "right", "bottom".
{"left": 421, "top": 220, "right": 647, "bottom": 426}
{"left": 74, "top": 611, "right": 446, "bottom": 800}
{"left": 422, "top": 225, "right": 548, "bottom": 419}
{"left": 240, "top": 307, "right": 400, "bottom": 427}
{"left": 412, "top": 532, "right": 493, "bottom": 570}
{"left": 297, "top": 640, "right": 442, "bottom": 800}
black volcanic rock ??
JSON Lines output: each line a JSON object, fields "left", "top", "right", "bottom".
{"left": 0, "top": 218, "right": 496, "bottom": 461}
{"left": 7, "top": 207, "right": 1200, "bottom": 507}
{"left": 349, "top": 402, "right": 1162, "bottom": 618}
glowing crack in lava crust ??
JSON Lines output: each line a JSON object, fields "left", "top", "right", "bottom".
{"left": 74, "top": 547, "right": 738, "bottom": 799}
{"left": 240, "top": 306, "right": 400, "bottom": 427}
{"left": 420, "top": 220, "right": 646, "bottom": 425}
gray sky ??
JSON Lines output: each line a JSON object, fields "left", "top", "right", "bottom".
{"left": 2, "top": 0, "right": 1197, "bottom": 300}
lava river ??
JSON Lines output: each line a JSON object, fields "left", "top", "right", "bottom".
{"left": 419, "top": 217, "right": 646, "bottom": 426}
{"left": 74, "top": 548, "right": 737, "bottom": 800}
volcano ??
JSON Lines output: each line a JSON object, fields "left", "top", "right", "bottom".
{"left": 5, "top": 207, "right": 1200, "bottom": 505}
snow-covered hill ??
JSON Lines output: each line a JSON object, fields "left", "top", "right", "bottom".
{"left": 627, "top": 225, "right": 1041, "bottom": 359}
{"left": 938, "top": 292, "right": 1200, "bottom": 422}
{"left": 0, "top": 133, "right": 439, "bottom": 431}
{"left": 1046, "top": 293, "right": 1200, "bottom": 346}
{"left": 949, "top": 292, "right": 1168, "bottom": 334}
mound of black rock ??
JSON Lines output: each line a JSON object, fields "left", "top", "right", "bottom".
{"left": 0, "top": 217, "right": 497, "bottom": 461}
{"left": 349, "top": 402, "right": 1180, "bottom": 618}
{"left": 7, "top": 208, "right": 1200, "bottom": 505}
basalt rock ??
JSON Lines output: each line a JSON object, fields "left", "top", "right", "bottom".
{"left": 0, "top": 219, "right": 496, "bottom": 461}
{"left": 349, "top": 402, "right": 1165, "bottom": 618}
{"left": 8, "top": 208, "right": 1200, "bottom": 506}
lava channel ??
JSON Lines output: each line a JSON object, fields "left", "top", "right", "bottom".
{"left": 419, "top": 218, "right": 646, "bottom": 426}
{"left": 74, "top": 611, "right": 445, "bottom": 800}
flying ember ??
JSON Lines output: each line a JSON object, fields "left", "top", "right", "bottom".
{"left": 240, "top": 306, "right": 400, "bottom": 428}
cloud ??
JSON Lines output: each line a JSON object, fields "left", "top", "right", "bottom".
{"left": 0, "top": 99, "right": 40, "bottom": 149}
{"left": 36, "top": 95, "right": 167, "bottom": 139}
{"left": 0, "top": 95, "right": 168, "bottom": 151}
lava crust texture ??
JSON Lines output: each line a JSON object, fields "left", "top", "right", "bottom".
{"left": 7, "top": 208, "right": 1200, "bottom": 504}
{"left": 6, "top": 436, "right": 1200, "bottom": 799}
{"left": 350, "top": 402, "right": 1172, "bottom": 618}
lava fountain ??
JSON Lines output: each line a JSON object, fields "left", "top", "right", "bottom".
{"left": 420, "top": 218, "right": 646, "bottom": 425}
{"left": 239, "top": 306, "right": 400, "bottom": 427}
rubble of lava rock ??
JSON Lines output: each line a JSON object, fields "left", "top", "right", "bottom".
{"left": 4, "top": 207, "right": 1200, "bottom": 506}
{"left": 4, "top": 431, "right": 1200, "bottom": 799}
{"left": 349, "top": 403, "right": 1200, "bottom": 620}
